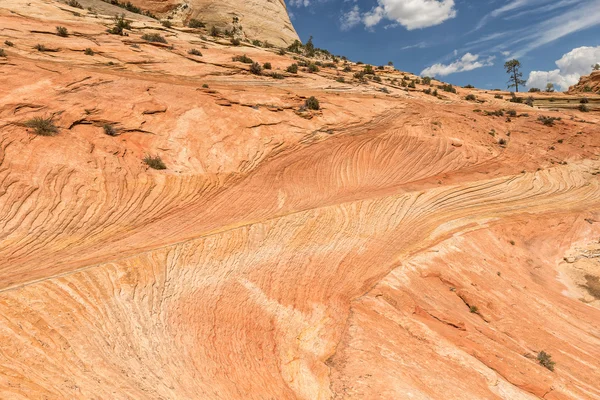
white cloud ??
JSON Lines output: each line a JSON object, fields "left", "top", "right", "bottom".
{"left": 526, "top": 46, "right": 600, "bottom": 91}
{"left": 420, "top": 53, "right": 495, "bottom": 77}
{"left": 340, "top": 5, "right": 362, "bottom": 30}
{"left": 371, "top": 0, "right": 456, "bottom": 30}
{"left": 343, "top": 0, "right": 456, "bottom": 31}
{"left": 288, "top": 0, "right": 310, "bottom": 7}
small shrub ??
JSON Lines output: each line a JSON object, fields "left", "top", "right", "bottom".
{"left": 202, "top": 84, "right": 209, "bottom": 88}
{"left": 422, "top": 76, "right": 432, "bottom": 85}
{"left": 56, "top": 26, "right": 68, "bottom": 37}
{"left": 67, "top": 0, "right": 83, "bottom": 8}
{"left": 308, "top": 63, "right": 319, "bottom": 73}
{"left": 252, "top": 39, "right": 262, "bottom": 47}
{"left": 485, "top": 110, "right": 504, "bottom": 117}
{"left": 336, "top": 77, "right": 345, "bottom": 83}
{"left": 188, "top": 48, "right": 202, "bottom": 56}
{"left": 469, "top": 305, "right": 479, "bottom": 313}
{"left": 432, "top": 89, "right": 438, "bottom": 96}
{"left": 578, "top": 104, "right": 589, "bottom": 112}
{"left": 363, "top": 65, "right": 375, "bottom": 75}
{"left": 506, "top": 109, "right": 517, "bottom": 117}
{"left": 35, "top": 44, "right": 48, "bottom": 52}
{"left": 373, "top": 76, "right": 382, "bottom": 83}
{"left": 143, "top": 155, "right": 166, "bottom": 170}
{"left": 188, "top": 19, "right": 205, "bottom": 28}
{"left": 439, "top": 84, "right": 456, "bottom": 93}
{"left": 103, "top": 124, "right": 117, "bottom": 136}
{"left": 580, "top": 97, "right": 589, "bottom": 104}
{"left": 4, "top": 40, "right": 14, "bottom": 47}
{"left": 498, "top": 138, "right": 507, "bottom": 146}
{"left": 263, "top": 62, "right": 272, "bottom": 70}
{"left": 210, "top": 26, "right": 219, "bottom": 37}
{"left": 286, "top": 63, "right": 298, "bottom": 74}
{"left": 538, "top": 116, "right": 560, "bottom": 126}
{"left": 230, "top": 38, "right": 241, "bottom": 46}
{"left": 343, "top": 65, "right": 352, "bottom": 72}
{"left": 84, "top": 47, "right": 94, "bottom": 56}
{"left": 108, "top": 15, "right": 131, "bottom": 35}
{"left": 465, "top": 94, "right": 476, "bottom": 101}
{"left": 304, "top": 96, "right": 320, "bottom": 110}
{"left": 250, "top": 62, "right": 262, "bottom": 75}
{"left": 25, "top": 116, "right": 58, "bottom": 136}
{"left": 269, "top": 72, "right": 284, "bottom": 79}
{"left": 525, "top": 96, "right": 534, "bottom": 107}
{"left": 464, "top": 84, "right": 474, "bottom": 89}
{"left": 380, "top": 87, "right": 390, "bottom": 94}
{"left": 232, "top": 54, "right": 253, "bottom": 64}
{"left": 142, "top": 33, "right": 167, "bottom": 43}
{"left": 278, "top": 48, "right": 286, "bottom": 56}
{"left": 161, "top": 20, "right": 172, "bottom": 28}
{"left": 408, "top": 81, "right": 416, "bottom": 89}
{"left": 423, "top": 88, "right": 431, "bottom": 95}
{"left": 537, "top": 351, "right": 555, "bottom": 371}
{"left": 0, "top": 49, "right": 5, "bottom": 57}
{"left": 528, "top": 87, "right": 541, "bottom": 92}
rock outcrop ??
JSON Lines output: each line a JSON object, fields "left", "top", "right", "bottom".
{"left": 568, "top": 70, "right": 600, "bottom": 94}
{"left": 137, "top": 0, "right": 299, "bottom": 46}
{"left": 1, "top": 1, "right": 600, "bottom": 399}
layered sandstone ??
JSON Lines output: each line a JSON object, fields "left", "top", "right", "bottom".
{"left": 568, "top": 70, "right": 600, "bottom": 94}
{"left": 136, "top": 0, "right": 299, "bottom": 46}
{"left": 1, "top": 1, "right": 600, "bottom": 399}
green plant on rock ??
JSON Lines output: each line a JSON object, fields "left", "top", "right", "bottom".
{"left": 304, "top": 96, "right": 320, "bottom": 110}
{"left": 25, "top": 116, "right": 58, "bottom": 136}
{"left": 142, "top": 33, "right": 167, "bottom": 43}
{"left": 143, "top": 155, "right": 166, "bottom": 170}
{"left": 537, "top": 351, "right": 555, "bottom": 371}
{"left": 56, "top": 26, "right": 68, "bottom": 37}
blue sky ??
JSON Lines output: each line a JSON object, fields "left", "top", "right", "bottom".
{"left": 287, "top": 0, "right": 600, "bottom": 91}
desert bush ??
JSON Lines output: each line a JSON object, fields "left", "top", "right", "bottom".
{"left": 278, "top": 48, "right": 286, "bottom": 56}
{"left": 423, "top": 88, "right": 431, "bottom": 95}
{"left": 580, "top": 97, "right": 589, "bottom": 104}
{"left": 188, "top": 48, "right": 202, "bottom": 56}
{"left": 499, "top": 138, "right": 507, "bottom": 146}
{"left": 469, "top": 305, "right": 479, "bottom": 313}
{"left": 252, "top": 39, "right": 262, "bottom": 47}
{"left": 286, "top": 63, "right": 298, "bottom": 73}
{"left": 161, "top": 20, "right": 172, "bottom": 28}
{"left": 232, "top": 54, "right": 253, "bottom": 64}
{"left": 250, "top": 62, "right": 262, "bottom": 75}
{"left": 142, "top": 33, "right": 167, "bottom": 43}
{"left": 363, "top": 65, "right": 375, "bottom": 75}
{"left": 506, "top": 109, "right": 517, "bottom": 117}
{"left": 0, "top": 49, "right": 6, "bottom": 57}
{"left": 210, "top": 26, "right": 219, "bottom": 37}
{"left": 263, "top": 62, "right": 272, "bottom": 70}
{"left": 188, "top": 19, "right": 205, "bottom": 28}
{"left": 494, "top": 94, "right": 503, "bottom": 99}
{"left": 144, "top": 155, "right": 166, "bottom": 170}
{"left": 4, "top": 40, "right": 14, "bottom": 47}
{"left": 108, "top": 14, "right": 131, "bottom": 35}
{"left": 528, "top": 87, "right": 541, "bottom": 92}
{"left": 373, "top": 76, "right": 382, "bottom": 82}
{"left": 537, "top": 351, "right": 555, "bottom": 371}
{"left": 35, "top": 44, "right": 48, "bottom": 52}
{"left": 103, "top": 124, "right": 117, "bottom": 136}
{"left": 230, "top": 38, "right": 241, "bottom": 46}
{"left": 56, "top": 26, "right": 68, "bottom": 37}
{"left": 308, "top": 63, "right": 319, "bottom": 73}
{"left": 465, "top": 94, "right": 476, "bottom": 101}
{"left": 440, "top": 84, "right": 456, "bottom": 93}
{"left": 432, "top": 89, "right": 438, "bottom": 96}
{"left": 68, "top": 0, "right": 83, "bottom": 8}
{"left": 422, "top": 76, "right": 432, "bottom": 85}
{"left": 583, "top": 85, "right": 592, "bottom": 92}
{"left": 408, "top": 81, "right": 416, "bottom": 89}
{"left": 464, "top": 84, "right": 474, "bottom": 88}
{"left": 485, "top": 109, "right": 504, "bottom": 117}
{"left": 380, "top": 87, "right": 390, "bottom": 94}
{"left": 269, "top": 72, "right": 284, "bottom": 79}
{"left": 525, "top": 96, "right": 534, "bottom": 107}
{"left": 336, "top": 77, "right": 345, "bottom": 83}
{"left": 202, "top": 84, "right": 209, "bottom": 88}
{"left": 304, "top": 96, "right": 320, "bottom": 110}
{"left": 538, "top": 116, "right": 560, "bottom": 126}
{"left": 84, "top": 47, "right": 94, "bottom": 55}
{"left": 578, "top": 104, "right": 589, "bottom": 112}
{"left": 25, "top": 116, "right": 58, "bottom": 136}
{"left": 343, "top": 66, "right": 352, "bottom": 72}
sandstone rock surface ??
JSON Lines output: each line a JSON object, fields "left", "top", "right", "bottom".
{"left": 568, "top": 70, "right": 600, "bottom": 94}
{"left": 1, "top": 1, "right": 600, "bottom": 399}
